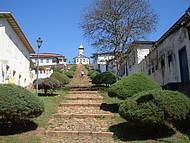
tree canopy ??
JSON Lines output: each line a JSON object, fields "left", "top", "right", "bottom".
{"left": 81, "top": 0, "right": 158, "bottom": 63}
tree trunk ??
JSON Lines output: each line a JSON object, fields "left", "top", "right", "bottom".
{"left": 44, "top": 89, "right": 47, "bottom": 95}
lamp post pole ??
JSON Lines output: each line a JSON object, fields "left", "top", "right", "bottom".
{"left": 36, "top": 37, "right": 43, "bottom": 96}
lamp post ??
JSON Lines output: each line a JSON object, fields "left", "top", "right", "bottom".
{"left": 36, "top": 37, "right": 43, "bottom": 96}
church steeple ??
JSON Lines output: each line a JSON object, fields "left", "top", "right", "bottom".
{"left": 74, "top": 43, "right": 90, "bottom": 65}
{"left": 78, "top": 43, "right": 84, "bottom": 55}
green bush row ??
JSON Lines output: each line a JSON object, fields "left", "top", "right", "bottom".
{"left": 50, "top": 71, "right": 70, "bottom": 85}
{"left": 106, "top": 72, "right": 190, "bottom": 127}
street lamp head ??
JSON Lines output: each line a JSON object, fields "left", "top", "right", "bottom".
{"left": 36, "top": 37, "right": 43, "bottom": 48}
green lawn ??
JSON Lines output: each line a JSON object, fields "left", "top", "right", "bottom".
{"left": 99, "top": 87, "right": 190, "bottom": 143}
{"left": 0, "top": 87, "right": 68, "bottom": 143}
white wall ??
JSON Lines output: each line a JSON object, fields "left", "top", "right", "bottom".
{"left": 75, "top": 58, "right": 89, "bottom": 65}
{"left": 93, "top": 54, "right": 114, "bottom": 72}
{"left": 0, "top": 18, "right": 31, "bottom": 87}
{"left": 31, "top": 58, "right": 66, "bottom": 67}
{"left": 139, "top": 25, "right": 190, "bottom": 85}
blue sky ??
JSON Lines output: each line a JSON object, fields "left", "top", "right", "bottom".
{"left": 0, "top": 0, "right": 190, "bottom": 63}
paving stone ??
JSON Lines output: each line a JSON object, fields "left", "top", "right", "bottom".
{"left": 47, "top": 117, "right": 113, "bottom": 132}
{"left": 42, "top": 135, "right": 122, "bottom": 143}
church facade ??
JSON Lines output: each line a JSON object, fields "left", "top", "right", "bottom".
{"left": 74, "top": 44, "right": 90, "bottom": 65}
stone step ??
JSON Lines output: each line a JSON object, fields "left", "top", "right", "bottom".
{"left": 63, "top": 99, "right": 102, "bottom": 104}
{"left": 46, "top": 130, "right": 113, "bottom": 138}
{"left": 42, "top": 136, "right": 118, "bottom": 143}
{"left": 68, "top": 91, "right": 98, "bottom": 94}
{"left": 47, "top": 117, "right": 113, "bottom": 132}
{"left": 59, "top": 103, "right": 102, "bottom": 107}
{"left": 57, "top": 106, "right": 109, "bottom": 114}
{"left": 66, "top": 93, "right": 103, "bottom": 99}
{"left": 64, "top": 96, "right": 103, "bottom": 100}
{"left": 54, "top": 113, "right": 113, "bottom": 119}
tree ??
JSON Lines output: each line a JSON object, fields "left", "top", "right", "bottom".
{"left": 81, "top": 0, "right": 158, "bottom": 74}
{"left": 33, "top": 78, "right": 61, "bottom": 95}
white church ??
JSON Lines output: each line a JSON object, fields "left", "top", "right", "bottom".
{"left": 73, "top": 44, "right": 90, "bottom": 65}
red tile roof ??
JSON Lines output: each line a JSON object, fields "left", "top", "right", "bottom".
{"left": 30, "top": 53, "right": 65, "bottom": 58}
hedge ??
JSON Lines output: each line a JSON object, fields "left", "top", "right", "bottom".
{"left": 0, "top": 84, "right": 44, "bottom": 123}
{"left": 64, "top": 70, "right": 75, "bottom": 78}
{"left": 108, "top": 73, "right": 161, "bottom": 99}
{"left": 89, "top": 70, "right": 100, "bottom": 80}
{"left": 50, "top": 72, "right": 70, "bottom": 85}
{"left": 119, "top": 90, "right": 190, "bottom": 125}
{"left": 69, "top": 65, "right": 76, "bottom": 72}
{"left": 92, "top": 71, "right": 117, "bottom": 86}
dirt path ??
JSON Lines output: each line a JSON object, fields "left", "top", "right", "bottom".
{"left": 42, "top": 65, "right": 122, "bottom": 143}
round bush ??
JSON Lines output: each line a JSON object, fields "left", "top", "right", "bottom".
{"left": 108, "top": 73, "right": 161, "bottom": 99}
{"left": 69, "top": 65, "right": 76, "bottom": 72}
{"left": 64, "top": 71, "right": 74, "bottom": 78}
{"left": 119, "top": 90, "right": 190, "bottom": 125}
{"left": 0, "top": 84, "right": 44, "bottom": 122}
{"left": 50, "top": 72, "right": 70, "bottom": 85}
{"left": 92, "top": 71, "right": 117, "bottom": 86}
{"left": 90, "top": 70, "right": 100, "bottom": 80}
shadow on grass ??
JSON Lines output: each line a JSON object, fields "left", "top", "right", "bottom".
{"left": 174, "top": 117, "right": 190, "bottom": 138}
{"left": 91, "top": 85, "right": 109, "bottom": 91}
{"left": 100, "top": 103, "right": 119, "bottom": 113}
{"left": 109, "top": 122, "right": 175, "bottom": 141}
{"left": 38, "top": 93, "right": 59, "bottom": 96}
{"left": 0, "top": 119, "right": 38, "bottom": 135}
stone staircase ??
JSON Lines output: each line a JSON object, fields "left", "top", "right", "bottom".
{"left": 42, "top": 65, "right": 121, "bottom": 143}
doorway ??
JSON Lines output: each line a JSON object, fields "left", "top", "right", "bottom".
{"left": 179, "top": 47, "right": 190, "bottom": 83}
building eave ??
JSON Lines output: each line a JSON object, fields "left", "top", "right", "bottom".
{"left": 155, "top": 7, "right": 190, "bottom": 46}
{"left": 0, "top": 12, "right": 35, "bottom": 53}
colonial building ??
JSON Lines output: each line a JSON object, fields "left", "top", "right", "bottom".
{"left": 73, "top": 44, "right": 90, "bottom": 65}
{"left": 93, "top": 52, "right": 114, "bottom": 72}
{"left": 0, "top": 12, "right": 35, "bottom": 87}
{"left": 120, "top": 7, "right": 190, "bottom": 86}
{"left": 138, "top": 8, "right": 190, "bottom": 85}
{"left": 119, "top": 41, "right": 154, "bottom": 77}
{"left": 30, "top": 53, "right": 67, "bottom": 79}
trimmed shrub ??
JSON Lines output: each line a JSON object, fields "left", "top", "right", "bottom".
{"left": 89, "top": 70, "right": 100, "bottom": 80}
{"left": 84, "top": 65, "right": 90, "bottom": 71}
{"left": 119, "top": 90, "right": 190, "bottom": 125}
{"left": 52, "top": 64, "right": 63, "bottom": 73}
{"left": 92, "top": 71, "right": 117, "bottom": 86}
{"left": 64, "top": 71, "right": 74, "bottom": 78}
{"left": 50, "top": 72, "right": 70, "bottom": 85}
{"left": 69, "top": 65, "right": 76, "bottom": 72}
{"left": 0, "top": 84, "right": 44, "bottom": 122}
{"left": 34, "top": 78, "right": 61, "bottom": 95}
{"left": 87, "top": 70, "right": 94, "bottom": 76}
{"left": 108, "top": 73, "right": 161, "bottom": 99}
